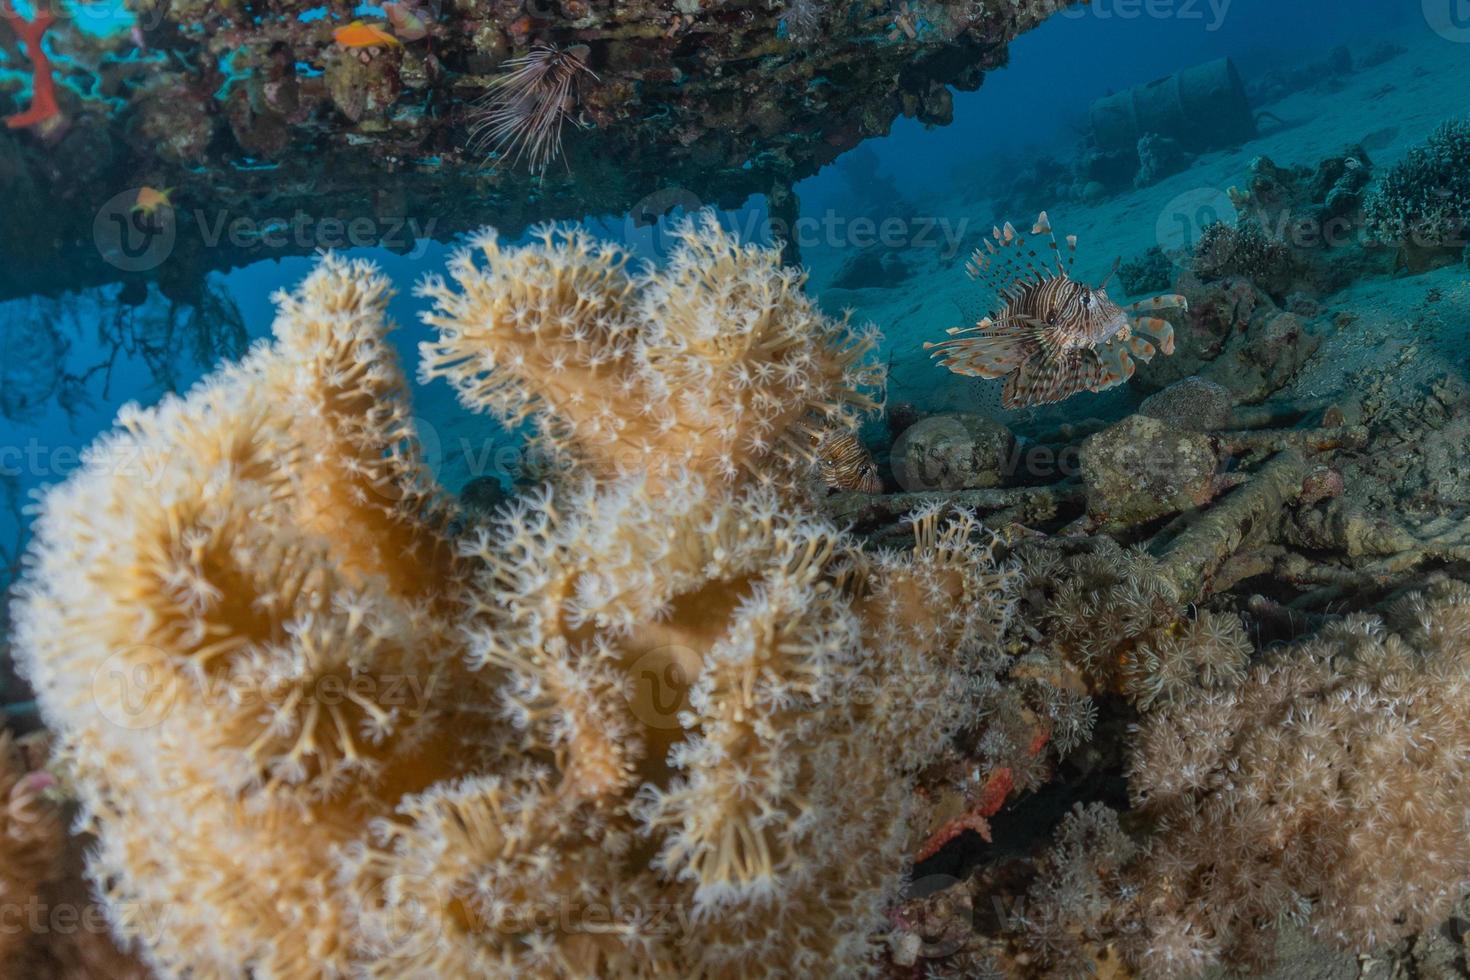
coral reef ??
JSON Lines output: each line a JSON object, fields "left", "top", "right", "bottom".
{"left": 1138, "top": 376, "right": 1235, "bottom": 433}
{"left": 1364, "top": 118, "right": 1470, "bottom": 270}
{"left": 0, "top": 0, "right": 1071, "bottom": 300}
{"left": 1133, "top": 133, "right": 1188, "bottom": 188}
{"left": 1, "top": 8, "right": 58, "bottom": 132}
{"left": 1117, "top": 246, "right": 1174, "bottom": 298}
{"left": 1190, "top": 217, "right": 1303, "bottom": 297}
{"left": 1011, "top": 581, "right": 1470, "bottom": 978}
{"left": 1079, "top": 415, "right": 1221, "bottom": 527}
{"left": 1138, "top": 276, "right": 1320, "bottom": 403}
{"left": 12, "top": 224, "right": 1018, "bottom": 977}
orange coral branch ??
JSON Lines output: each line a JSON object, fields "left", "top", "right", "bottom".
{"left": 914, "top": 729, "right": 1052, "bottom": 862}
{"left": 3, "top": 10, "right": 59, "bottom": 129}
{"left": 915, "top": 768, "right": 1015, "bottom": 860}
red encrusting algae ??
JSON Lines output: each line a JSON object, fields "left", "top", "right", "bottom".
{"left": 3, "top": 9, "right": 59, "bottom": 129}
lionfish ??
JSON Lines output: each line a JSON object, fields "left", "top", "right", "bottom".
{"left": 815, "top": 428, "right": 882, "bottom": 494}
{"left": 926, "top": 213, "right": 1187, "bottom": 409}
{"left": 469, "top": 43, "right": 596, "bottom": 174}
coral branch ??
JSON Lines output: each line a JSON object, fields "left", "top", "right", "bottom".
{"left": 2, "top": 11, "right": 58, "bottom": 130}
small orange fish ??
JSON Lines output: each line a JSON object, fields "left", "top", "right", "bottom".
{"left": 131, "top": 186, "right": 173, "bottom": 217}
{"left": 333, "top": 20, "right": 401, "bottom": 49}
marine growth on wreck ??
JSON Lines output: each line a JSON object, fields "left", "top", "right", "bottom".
{"left": 3, "top": 1, "right": 1470, "bottom": 978}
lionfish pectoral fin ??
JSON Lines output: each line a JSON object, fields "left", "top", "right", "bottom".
{"left": 1127, "top": 335, "right": 1158, "bottom": 362}
{"left": 1001, "top": 347, "right": 1106, "bottom": 409}
{"left": 1124, "top": 293, "right": 1189, "bottom": 313}
{"left": 1094, "top": 341, "right": 1136, "bottom": 390}
{"left": 1130, "top": 316, "right": 1175, "bottom": 355}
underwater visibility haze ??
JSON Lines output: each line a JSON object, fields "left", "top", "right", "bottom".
{"left": 5, "top": 0, "right": 1470, "bottom": 976}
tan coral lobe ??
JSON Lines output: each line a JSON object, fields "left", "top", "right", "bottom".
{"left": 418, "top": 214, "right": 882, "bottom": 497}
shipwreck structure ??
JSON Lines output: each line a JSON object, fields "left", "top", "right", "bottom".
{"left": 0, "top": 0, "right": 1070, "bottom": 302}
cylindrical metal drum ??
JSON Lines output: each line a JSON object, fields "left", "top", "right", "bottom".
{"left": 1089, "top": 58, "right": 1255, "bottom": 153}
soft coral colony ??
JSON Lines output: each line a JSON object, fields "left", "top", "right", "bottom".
{"left": 11, "top": 216, "right": 1017, "bottom": 976}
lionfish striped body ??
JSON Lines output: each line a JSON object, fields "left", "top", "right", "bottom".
{"left": 815, "top": 428, "right": 882, "bottom": 494}
{"left": 926, "top": 212, "right": 1187, "bottom": 409}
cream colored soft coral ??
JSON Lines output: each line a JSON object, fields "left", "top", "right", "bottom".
{"left": 352, "top": 479, "right": 1014, "bottom": 976}
{"left": 13, "top": 255, "right": 495, "bottom": 977}
{"left": 417, "top": 214, "right": 882, "bottom": 494}
{"left": 1123, "top": 581, "right": 1470, "bottom": 973}
{"left": 1020, "top": 580, "right": 1470, "bottom": 979}
{"left": 14, "top": 229, "right": 1012, "bottom": 978}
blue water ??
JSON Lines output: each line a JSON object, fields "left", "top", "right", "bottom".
{"left": 0, "top": 0, "right": 1454, "bottom": 591}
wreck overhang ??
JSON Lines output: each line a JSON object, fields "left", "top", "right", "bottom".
{"left": 0, "top": 0, "right": 1070, "bottom": 302}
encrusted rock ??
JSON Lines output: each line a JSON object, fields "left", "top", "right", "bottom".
{"left": 1135, "top": 133, "right": 1188, "bottom": 188}
{"left": 1081, "top": 415, "right": 1218, "bottom": 524}
{"left": 1139, "top": 377, "right": 1234, "bottom": 433}
{"left": 892, "top": 413, "right": 1015, "bottom": 492}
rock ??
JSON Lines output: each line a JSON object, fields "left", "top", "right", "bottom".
{"left": 886, "top": 402, "right": 926, "bottom": 441}
{"left": 1081, "top": 415, "right": 1218, "bottom": 524}
{"left": 830, "top": 247, "right": 911, "bottom": 290}
{"left": 1134, "top": 133, "right": 1188, "bottom": 188}
{"left": 891, "top": 413, "right": 1015, "bottom": 492}
{"left": 460, "top": 476, "right": 508, "bottom": 517}
{"left": 1139, "top": 377, "right": 1234, "bottom": 432}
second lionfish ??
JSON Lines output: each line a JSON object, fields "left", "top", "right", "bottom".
{"left": 926, "top": 212, "right": 1186, "bottom": 408}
